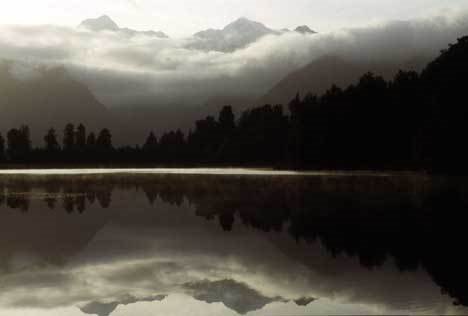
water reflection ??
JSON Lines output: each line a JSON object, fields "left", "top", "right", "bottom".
{"left": 0, "top": 173, "right": 467, "bottom": 315}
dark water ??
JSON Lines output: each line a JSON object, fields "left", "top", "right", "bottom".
{"left": 0, "top": 171, "right": 467, "bottom": 316}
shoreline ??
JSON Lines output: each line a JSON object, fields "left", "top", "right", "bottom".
{"left": 0, "top": 167, "right": 427, "bottom": 177}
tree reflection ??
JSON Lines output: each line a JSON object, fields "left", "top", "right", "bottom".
{"left": 0, "top": 174, "right": 466, "bottom": 306}
{"left": 87, "top": 190, "right": 96, "bottom": 205}
{"left": 62, "top": 188, "right": 75, "bottom": 213}
{"left": 96, "top": 189, "right": 112, "bottom": 209}
{"left": 76, "top": 195, "right": 86, "bottom": 213}
{"left": 43, "top": 181, "right": 60, "bottom": 209}
{"left": 0, "top": 184, "right": 4, "bottom": 207}
{"left": 6, "top": 194, "right": 30, "bottom": 212}
{"left": 4, "top": 182, "right": 32, "bottom": 212}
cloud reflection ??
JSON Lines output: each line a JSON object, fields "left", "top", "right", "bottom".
{"left": 0, "top": 174, "right": 466, "bottom": 315}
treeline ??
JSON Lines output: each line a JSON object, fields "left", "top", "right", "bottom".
{"left": 0, "top": 124, "right": 113, "bottom": 164}
{"left": 1, "top": 36, "right": 468, "bottom": 171}
{"left": 0, "top": 105, "right": 286, "bottom": 166}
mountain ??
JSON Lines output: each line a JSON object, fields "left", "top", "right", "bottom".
{"left": 189, "top": 17, "right": 279, "bottom": 52}
{"left": 78, "top": 15, "right": 169, "bottom": 38}
{"left": 258, "top": 55, "right": 429, "bottom": 106}
{"left": 188, "top": 18, "right": 317, "bottom": 52}
{"left": 79, "top": 15, "right": 119, "bottom": 32}
{"left": 280, "top": 26, "right": 316, "bottom": 34}
{"left": 0, "top": 62, "right": 112, "bottom": 145}
{"left": 295, "top": 25, "right": 316, "bottom": 34}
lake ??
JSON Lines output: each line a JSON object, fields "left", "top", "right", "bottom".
{"left": 0, "top": 169, "right": 466, "bottom": 316}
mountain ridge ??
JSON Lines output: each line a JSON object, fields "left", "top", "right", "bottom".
{"left": 78, "top": 15, "right": 169, "bottom": 38}
{"left": 78, "top": 15, "right": 315, "bottom": 51}
{"left": 190, "top": 17, "right": 316, "bottom": 52}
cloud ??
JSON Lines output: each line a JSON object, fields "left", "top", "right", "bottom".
{"left": 0, "top": 10, "right": 467, "bottom": 108}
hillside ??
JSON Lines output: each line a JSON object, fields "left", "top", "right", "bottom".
{"left": 258, "top": 55, "right": 429, "bottom": 106}
{"left": 0, "top": 62, "right": 112, "bottom": 144}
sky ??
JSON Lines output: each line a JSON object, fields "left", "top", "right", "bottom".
{"left": 1, "top": 0, "right": 468, "bottom": 37}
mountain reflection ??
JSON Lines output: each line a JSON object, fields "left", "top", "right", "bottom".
{"left": 0, "top": 173, "right": 467, "bottom": 313}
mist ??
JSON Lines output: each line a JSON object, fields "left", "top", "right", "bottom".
{"left": 0, "top": 10, "right": 467, "bottom": 108}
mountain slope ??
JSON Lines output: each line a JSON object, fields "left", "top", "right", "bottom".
{"left": 0, "top": 62, "right": 112, "bottom": 144}
{"left": 0, "top": 62, "right": 225, "bottom": 146}
{"left": 258, "top": 55, "right": 429, "bottom": 106}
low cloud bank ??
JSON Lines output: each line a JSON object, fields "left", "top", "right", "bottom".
{"left": 0, "top": 11, "right": 467, "bottom": 107}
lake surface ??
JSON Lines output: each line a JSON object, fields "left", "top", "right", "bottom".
{"left": 0, "top": 169, "right": 467, "bottom": 316}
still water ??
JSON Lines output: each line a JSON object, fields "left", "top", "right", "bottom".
{"left": 0, "top": 169, "right": 466, "bottom": 315}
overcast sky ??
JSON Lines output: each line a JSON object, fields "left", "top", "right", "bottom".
{"left": 1, "top": 0, "right": 468, "bottom": 37}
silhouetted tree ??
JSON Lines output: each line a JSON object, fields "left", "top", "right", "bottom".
{"left": 7, "top": 129, "right": 20, "bottom": 161}
{"left": 44, "top": 128, "right": 60, "bottom": 153}
{"left": 96, "top": 129, "right": 113, "bottom": 162}
{"left": 231, "top": 104, "right": 288, "bottom": 165}
{"left": 216, "top": 106, "right": 236, "bottom": 162}
{"left": 96, "top": 129, "right": 113, "bottom": 150}
{"left": 0, "top": 133, "right": 5, "bottom": 162}
{"left": 218, "top": 106, "right": 235, "bottom": 132}
{"left": 142, "top": 131, "right": 158, "bottom": 162}
{"left": 21, "top": 125, "right": 32, "bottom": 154}
{"left": 87, "top": 132, "right": 96, "bottom": 148}
{"left": 7, "top": 125, "right": 32, "bottom": 162}
{"left": 63, "top": 124, "right": 75, "bottom": 152}
{"left": 76, "top": 124, "right": 86, "bottom": 150}
{"left": 159, "top": 129, "right": 185, "bottom": 163}
{"left": 188, "top": 116, "right": 220, "bottom": 162}
{"left": 143, "top": 132, "right": 158, "bottom": 150}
